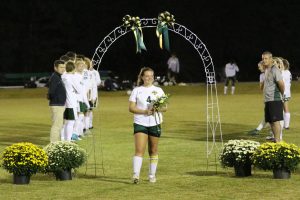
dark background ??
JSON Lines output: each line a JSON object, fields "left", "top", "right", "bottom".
{"left": 1, "top": 0, "right": 300, "bottom": 82}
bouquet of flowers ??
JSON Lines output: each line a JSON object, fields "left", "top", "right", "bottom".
{"left": 251, "top": 142, "right": 300, "bottom": 171}
{"left": 147, "top": 93, "right": 170, "bottom": 112}
{"left": 219, "top": 139, "right": 260, "bottom": 167}
{"left": 1, "top": 142, "right": 48, "bottom": 176}
{"left": 44, "top": 141, "right": 87, "bottom": 172}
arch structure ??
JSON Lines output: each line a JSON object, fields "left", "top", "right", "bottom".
{"left": 92, "top": 18, "right": 223, "bottom": 159}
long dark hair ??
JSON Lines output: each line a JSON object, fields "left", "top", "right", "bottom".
{"left": 137, "top": 67, "right": 154, "bottom": 86}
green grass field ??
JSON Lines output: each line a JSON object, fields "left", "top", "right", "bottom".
{"left": 0, "top": 82, "right": 300, "bottom": 200}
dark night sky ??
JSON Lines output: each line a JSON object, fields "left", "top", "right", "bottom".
{"left": 1, "top": 0, "right": 300, "bottom": 82}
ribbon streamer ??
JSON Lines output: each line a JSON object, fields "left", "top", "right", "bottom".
{"left": 156, "top": 24, "right": 170, "bottom": 51}
{"left": 133, "top": 27, "right": 147, "bottom": 53}
{"left": 156, "top": 11, "right": 175, "bottom": 51}
{"left": 122, "top": 15, "right": 147, "bottom": 54}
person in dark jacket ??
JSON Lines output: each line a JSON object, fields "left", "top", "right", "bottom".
{"left": 48, "top": 60, "right": 66, "bottom": 142}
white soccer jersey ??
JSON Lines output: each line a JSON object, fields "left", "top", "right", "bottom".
{"left": 90, "top": 69, "right": 101, "bottom": 101}
{"left": 61, "top": 73, "right": 79, "bottom": 109}
{"left": 129, "top": 85, "right": 165, "bottom": 127}
{"left": 82, "top": 69, "right": 92, "bottom": 100}
{"left": 282, "top": 70, "right": 292, "bottom": 98}
{"left": 74, "top": 72, "right": 90, "bottom": 109}
{"left": 225, "top": 63, "right": 239, "bottom": 77}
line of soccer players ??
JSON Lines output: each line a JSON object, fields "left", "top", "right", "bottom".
{"left": 58, "top": 51, "right": 101, "bottom": 141}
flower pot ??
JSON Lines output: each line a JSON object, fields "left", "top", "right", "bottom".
{"left": 55, "top": 169, "right": 72, "bottom": 181}
{"left": 13, "top": 174, "right": 30, "bottom": 184}
{"left": 234, "top": 164, "right": 252, "bottom": 177}
{"left": 273, "top": 168, "right": 291, "bottom": 179}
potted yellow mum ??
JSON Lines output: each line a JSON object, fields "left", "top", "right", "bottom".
{"left": 252, "top": 142, "right": 300, "bottom": 179}
{"left": 1, "top": 142, "right": 48, "bottom": 184}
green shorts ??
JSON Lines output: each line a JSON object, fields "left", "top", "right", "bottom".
{"left": 79, "top": 102, "right": 88, "bottom": 113}
{"left": 64, "top": 108, "right": 75, "bottom": 120}
{"left": 133, "top": 123, "right": 161, "bottom": 138}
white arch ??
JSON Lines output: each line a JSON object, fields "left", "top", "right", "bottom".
{"left": 92, "top": 18, "right": 223, "bottom": 161}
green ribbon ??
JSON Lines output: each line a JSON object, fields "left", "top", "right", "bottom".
{"left": 133, "top": 27, "right": 147, "bottom": 53}
{"left": 156, "top": 11, "right": 175, "bottom": 52}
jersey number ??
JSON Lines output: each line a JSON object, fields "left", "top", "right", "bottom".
{"left": 146, "top": 96, "right": 151, "bottom": 103}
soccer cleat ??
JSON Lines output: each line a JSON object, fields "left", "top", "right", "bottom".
{"left": 89, "top": 126, "right": 94, "bottom": 129}
{"left": 266, "top": 136, "right": 275, "bottom": 141}
{"left": 149, "top": 175, "right": 156, "bottom": 183}
{"left": 284, "top": 127, "right": 289, "bottom": 130}
{"left": 248, "top": 129, "right": 259, "bottom": 135}
{"left": 71, "top": 134, "right": 79, "bottom": 141}
{"left": 132, "top": 175, "right": 139, "bottom": 184}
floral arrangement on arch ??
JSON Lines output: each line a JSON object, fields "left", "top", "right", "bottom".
{"left": 251, "top": 142, "right": 300, "bottom": 171}
{"left": 122, "top": 15, "right": 146, "bottom": 53}
{"left": 44, "top": 141, "right": 87, "bottom": 172}
{"left": 219, "top": 139, "right": 260, "bottom": 168}
{"left": 1, "top": 142, "right": 48, "bottom": 176}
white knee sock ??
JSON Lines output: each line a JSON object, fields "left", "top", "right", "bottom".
{"left": 74, "top": 113, "right": 84, "bottom": 136}
{"left": 284, "top": 112, "right": 290, "bottom": 128}
{"left": 149, "top": 155, "right": 158, "bottom": 177}
{"left": 60, "top": 124, "right": 65, "bottom": 141}
{"left": 231, "top": 86, "right": 235, "bottom": 95}
{"left": 224, "top": 86, "right": 228, "bottom": 94}
{"left": 280, "top": 120, "right": 284, "bottom": 141}
{"left": 64, "top": 120, "right": 75, "bottom": 141}
{"left": 89, "top": 112, "right": 93, "bottom": 128}
{"left": 256, "top": 119, "right": 266, "bottom": 131}
{"left": 133, "top": 156, "right": 143, "bottom": 177}
{"left": 85, "top": 115, "right": 90, "bottom": 130}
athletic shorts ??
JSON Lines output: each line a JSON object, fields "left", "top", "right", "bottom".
{"left": 265, "top": 101, "right": 283, "bottom": 123}
{"left": 133, "top": 123, "right": 161, "bottom": 138}
{"left": 79, "top": 102, "right": 88, "bottom": 113}
{"left": 64, "top": 108, "right": 76, "bottom": 120}
{"left": 89, "top": 100, "right": 97, "bottom": 110}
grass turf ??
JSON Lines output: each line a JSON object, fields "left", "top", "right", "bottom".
{"left": 0, "top": 82, "right": 300, "bottom": 200}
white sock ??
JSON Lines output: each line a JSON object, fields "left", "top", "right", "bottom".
{"left": 64, "top": 120, "right": 75, "bottom": 141}
{"left": 89, "top": 112, "right": 93, "bottom": 128}
{"left": 231, "top": 86, "right": 235, "bottom": 95}
{"left": 149, "top": 155, "right": 158, "bottom": 177}
{"left": 60, "top": 124, "right": 65, "bottom": 141}
{"left": 224, "top": 86, "right": 228, "bottom": 94}
{"left": 74, "top": 113, "right": 84, "bottom": 136}
{"left": 133, "top": 156, "right": 143, "bottom": 177}
{"left": 284, "top": 112, "right": 290, "bottom": 128}
{"left": 280, "top": 120, "right": 284, "bottom": 141}
{"left": 85, "top": 116, "right": 90, "bottom": 130}
{"left": 256, "top": 119, "right": 266, "bottom": 131}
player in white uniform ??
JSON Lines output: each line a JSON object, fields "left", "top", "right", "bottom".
{"left": 82, "top": 60, "right": 93, "bottom": 132}
{"left": 86, "top": 57, "right": 101, "bottom": 129}
{"left": 282, "top": 59, "right": 292, "bottom": 129}
{"left": 61, "top": 62, "right": 80, "bottom": 141}
{"left": 129, "top": 67, "right": 167, "bottom": 184}
{"left": 73, "top": 59, "right": 90, "bottom": 139}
